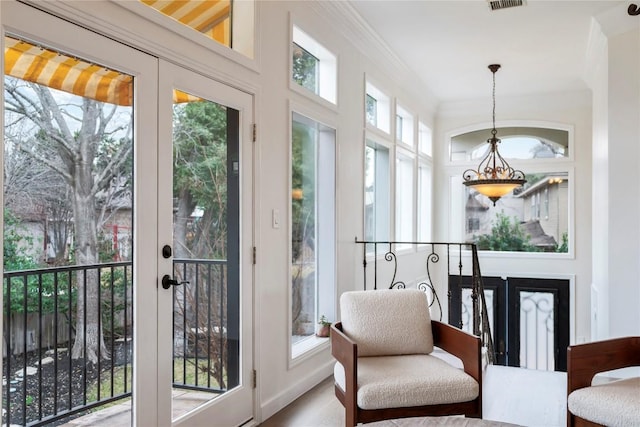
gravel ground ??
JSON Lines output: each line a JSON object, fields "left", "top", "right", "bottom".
{"left": 2, "top": 342, "right": 131, "bottom": 426}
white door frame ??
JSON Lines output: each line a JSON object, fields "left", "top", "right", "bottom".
{"left": 1, "top": 1, "right": 161, "bottom": 425}
{"left": 157, "top": 60, "right": 255, "bottom": 427}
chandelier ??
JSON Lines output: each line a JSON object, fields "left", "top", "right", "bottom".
{"left": 463, "top": 64, "right": 526, "bottom": 206}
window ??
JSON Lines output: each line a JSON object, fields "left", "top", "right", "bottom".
{"left": 292, "top": 42, "right": 318, "bottom": 93}
{"left": 138, "top": 0, "right": 254, "bottom": 58}
{"left": 395, "top": 150, "right": 414, "bottom": 245}
{"left": 365, "top": 94, "right": 377, "bottom": 127}
{"left": 365, "top": 81, "right": 390, "bottom": 133}
{"left": 419, "top": 122, "right": 433, "bottom": 157}
{"left": 451, "top": 126, "right": 572, "bottom": 254}
{"left": 395, "top": 115, "right": 403, "bottom": 141}
{"left": 544, "top": 188, "right": 549, "bottom": 219}
{"left": 364, "top": 140, "right": 390, "bottom": 252}
{"left": 459, "top": 171, "right": 570, "bottom": 253}
{"left": 417, "top": 162, "right": 432, "bottom": 242}
{"left": 292, "top": 26, "right": 337, "bottom": 104}
{"left": 467, "top": 217, "right": 480, "bottom": 233}
{"left": 291, "top": 112, "right": 336, "bottom": 356}
{"left": 450, "top": 127, "right": 569, "bottom": 162}
{"left": 395, "top": 104, "right": 414, "bottom": 147}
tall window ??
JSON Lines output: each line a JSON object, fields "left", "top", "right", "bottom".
{"left": 292, "top": 26, "right": 337, "bottom": 104}
{"left": 418, "top": 162, "right": 432, "bottom": 242}
{"left": 364, "top": 140, "right": 390, "bottom": 252}
{"left": 291, "top": 112, "right": 336, "bottom": 356}
{"left": 417, "top": 122, "right": 433, "bottom": 243}
{"left": 395, "top": 150, "right": 414, "bottom": 246}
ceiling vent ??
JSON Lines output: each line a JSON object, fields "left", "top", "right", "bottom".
{"left": 488, "top": 0, "right": 525, "bottom": 11}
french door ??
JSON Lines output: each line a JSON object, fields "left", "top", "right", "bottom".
{"left": 1, "top": 2, "right": 254, "bottom": 426}
{"left": 156, "top": 61, "right": 254, "bottom": 427}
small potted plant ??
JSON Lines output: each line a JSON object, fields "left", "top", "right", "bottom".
{"left": 316, "top": 315, "right": 332, "bottom": 338}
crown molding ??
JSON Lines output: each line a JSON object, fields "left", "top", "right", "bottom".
{"left": 308, "top": 1, "right": 439, "bottom": 114}
{"left": 595, "top": 2, "right": 639, "bottom": 38}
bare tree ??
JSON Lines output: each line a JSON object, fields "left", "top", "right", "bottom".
{"left": 5, "top": 78, "right": 132, "bottom": 363}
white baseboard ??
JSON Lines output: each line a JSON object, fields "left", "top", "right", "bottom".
{"left": 258, "top": 360, "right": 334, "bottom": 423}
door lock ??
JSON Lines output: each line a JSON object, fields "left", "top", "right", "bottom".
{"left": 161, "top": 275, "right": 189, "bottom": 289}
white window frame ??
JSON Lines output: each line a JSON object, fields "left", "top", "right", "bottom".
{"left": 395, "top": 148, "right": 415, "bottom": 248}
{"left": 419, "top": 121, "right": 433, "bottom": 157}
{"left": 395, "top": 103, "right": 414, "bottom": 148}
{"left": 364, "top": 136, "right": 392, "bottom": 254}
{"left": 417, "top": 159, "right": 433, "bottom": 243}
{"left": 365, "top": 80, "right": 391, "bottom": 134}
{"left": 289, "top": 111, "right": 336, "bottom": 361}
{"left": 291, "top": 25, "right": 337, "bottom": 105}
{"left": 447, "top": 122, "right": 575, "bottom": 258}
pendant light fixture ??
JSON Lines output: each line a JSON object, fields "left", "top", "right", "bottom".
{"left": 463, "top": 64, "right": 526, "bottom": 206}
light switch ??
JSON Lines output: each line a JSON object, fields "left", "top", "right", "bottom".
{"left": 272, "top": 209, "right": 280, "bottom": 229}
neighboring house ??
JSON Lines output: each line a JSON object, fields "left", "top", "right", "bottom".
{"left": 465, "top": 174, "right": 568, "bottom": 251}
{"left": 517, "top": 174, "right": 569, "bottom": 248}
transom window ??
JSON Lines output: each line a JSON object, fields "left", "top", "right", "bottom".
{"left": 451, "top": 127, "right": 569, "bottom": 162}
{"left": 365, "top": 81, "right": 390, "bottom": 133}
{"left": 138, "top": 0, "right": 255, "bottom": 58}
{"left": 291, "top": 26, "right": 337, "bottom": 104}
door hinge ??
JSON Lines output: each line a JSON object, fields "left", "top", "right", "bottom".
{"left": 252, "top": 123, "right": 256, "bottom": 142}
{"left": 252, "top": 246, "right": 256, "bottom": 265}
{"left": 252, "top": 369, "right": 257, "bottom": 388}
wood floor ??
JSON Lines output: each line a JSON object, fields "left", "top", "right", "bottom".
{"left": 259, "top": 365, "right": 568, "bottom": 427}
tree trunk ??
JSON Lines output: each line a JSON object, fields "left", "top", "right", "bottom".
{"left": 69, "top": 100, "right": 109, "bottom": 363}
{"left": 174, "top": 188, "right": 196, "bottom": 259}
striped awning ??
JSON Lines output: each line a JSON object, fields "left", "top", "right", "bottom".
{"left": 4, "top": 36, "right": 202, "bottom": 105}
{"left": 141, "top": 0, "right": 231, "bottom": 46}
{"left": 5, "top": 36, "right": 134, "bottom": 106}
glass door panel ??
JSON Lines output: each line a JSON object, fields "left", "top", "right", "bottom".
{"left": 157, "top": 61, "right": 253, "bottom": 426}
{"left": 2, "top": 1, "right": 159, "bottom": 426}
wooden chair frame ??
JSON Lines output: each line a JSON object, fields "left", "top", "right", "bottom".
{"left": 331, "top": 320, "right": 482, "bottom": 427}
{"left": 566, "top": 336, "right": 640, "bottom": 427}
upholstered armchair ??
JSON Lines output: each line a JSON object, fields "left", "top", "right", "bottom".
{"left": 331, "top": 289, "right": 482, "bottom": 427}
{"left": 567, "top": 336, "right": 640, "bottom": 427}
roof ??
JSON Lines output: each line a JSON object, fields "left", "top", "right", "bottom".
{"left": 521, "top": 220, "right": 557, "bottom": 248}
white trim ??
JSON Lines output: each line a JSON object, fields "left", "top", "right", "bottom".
{"left": 287, "top": 105, "right": 337, "bottom": 366}
{"left": 290, "top": 19, "right": 338, "bottom": 107}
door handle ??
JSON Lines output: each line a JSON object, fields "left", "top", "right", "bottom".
{"left": 161, "top": 275, "right": 189, "bottom": 289}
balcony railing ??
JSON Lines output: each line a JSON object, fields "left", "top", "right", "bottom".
{"left": 2, "top": 259, "right": 230, "bottom": 426}
{"left": 355, "top": 239, "right": 495, "bottom": 364}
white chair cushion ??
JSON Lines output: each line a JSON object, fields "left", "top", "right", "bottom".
{"left": 340, "top": 289, "right": 433, "bottom": 357}
{"left": 568, "top": 377, "right": 640, "bottom": 427}
{"left": 334, "top": 354, "right": 479, "bottom": 410}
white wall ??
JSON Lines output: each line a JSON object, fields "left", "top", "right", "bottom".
{"left": 255, "top": 2, "right": 438, "bottom": 420}
{"left": 588, "top": 8, "right": 640, "bottom": 338}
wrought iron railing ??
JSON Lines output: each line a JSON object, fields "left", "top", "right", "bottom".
{"left": 172, "top": 259, "right": 231, "bottom": 393}
{"left": 3, "top": 262, "right": 133, "bottom": 426}
{"left": 2, "top": 259, "right": 230, "bottom": 426}
{"left": 355, "top": 239, "right": 495, "bottom": 363}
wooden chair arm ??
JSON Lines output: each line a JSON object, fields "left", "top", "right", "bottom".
{"left": 331, "top": 322, "right": 357, "bottom": 368}
{"left": 567, "top": 336, "right": 640, "bottom": 394}
{"left": 330, "top": 322, "right": 358, "bottom": 425}
{"left": 431, "top": 320, "right": 482, "bottom": 384}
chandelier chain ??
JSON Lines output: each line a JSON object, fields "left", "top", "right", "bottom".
{"left": 491, "top": 69, "right": 497, "bottom": 136}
